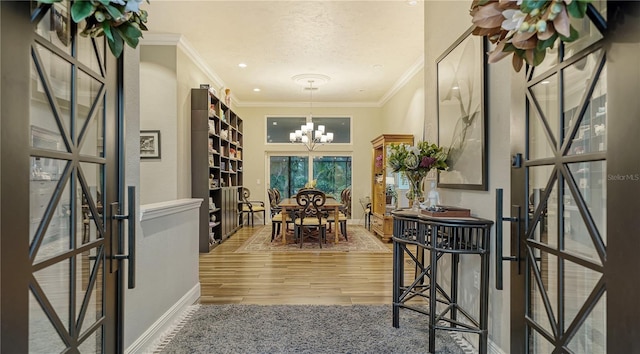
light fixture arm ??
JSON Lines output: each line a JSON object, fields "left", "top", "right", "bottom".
{"left": 289, "top": 79, "right": 333, "bottom": 151}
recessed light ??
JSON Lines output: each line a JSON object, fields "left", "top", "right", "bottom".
{"left": 406, "top": 0, "right": 418, "bottom": 6}
{"left": 253, "top": 88, "right": 261, "bottom": 92}
{"left": 452, "top": 86, "right": 459, "bottom": 90}
{"left": 238, "top": 63, "right": 247, "bottom": 68}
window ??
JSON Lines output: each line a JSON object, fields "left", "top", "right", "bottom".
{"left": 266, "top": 116, "right": 351, "bottom": 144}
{"left": 269, "top": 155, "right": 352, "bottom": 200}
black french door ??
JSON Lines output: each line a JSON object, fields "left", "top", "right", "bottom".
{"left": 1, "top": 1, "right": 130, "bottom": 352}
{"left": 510, "top": 2, "right": 640, "bottom": 353}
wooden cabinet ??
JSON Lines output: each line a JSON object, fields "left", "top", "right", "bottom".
{"left": 191, "top": 87, "right": 243, "bottom": 253}
{"left": 371, "top": 134, "right": 414, "bottom": 242}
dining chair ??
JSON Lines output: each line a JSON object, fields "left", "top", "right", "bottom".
{"left": 293, "top": 189, "right": 328, "bottom": 248}
{"left": 240, "top": 187, "right": 266, "bottom": 226}
{"left": 268, "top": 188, "right": 283, "bottom": 241}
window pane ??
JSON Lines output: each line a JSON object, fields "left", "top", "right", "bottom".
{"left": 313, "top": 156, "right": 352, "bottom": 199}
{"left": 266, "top": 117, "right": 306, "bottom": 143}
{"left": 269, "top": 156, "right": 308, "bottom": 198}
{"left": 312, "top": 117, "right": 350, "bottom": 143}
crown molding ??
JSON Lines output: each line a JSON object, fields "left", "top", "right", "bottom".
{"left": 141, "top": 33, "right": 225, "bottom": 91}
{"left": 378, "top": 54, "right": 424, "bottom": 106}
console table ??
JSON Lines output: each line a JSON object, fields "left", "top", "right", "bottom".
{"left": 391, "top": 209, "right": 493, "bottom": 354}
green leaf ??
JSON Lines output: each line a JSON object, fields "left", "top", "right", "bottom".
{"left": 70, "top": 1, "right": 96, "bottom": 23}
{"left": 102, "top": 3, "right": 124, "bottom": 21}
{"left": 116, "top": 23, "right": 142, "bottom": 48}
{"left": 503, "top": 43, "right": 517, "bottom": 53}
{"left": 107, "top": 28, "right": 124, "bottom": 58}
{"left": 102, "top": 22, "right": 114, "bottom": 43}
{"left": 532, "top": 48, "right": 547, "bottom": 66}
{"left": 478, "top": 0, "right": 492, "bottom": 5}
{"left": 559, "top": 25, "right": 580, "bottom": 42}
{"left": 567, "top": 0, "right": 589, "bottom": 18}
{"left": 537, "top": 33, "right": 558, "bottom": 51}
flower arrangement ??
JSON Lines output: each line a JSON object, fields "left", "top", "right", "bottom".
{"left": 39, "top": 0, "right": 149, "bottom": 58}
{"left": 387, "top": 141, "right": 448, "bottom": 177}
{"left": 388, "top": 141, "right": 447, "bottom": 209}
{"left": 470, "top": 0, "right": 592, "bottom": 72}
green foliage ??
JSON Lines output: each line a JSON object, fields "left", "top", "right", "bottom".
{"left": 39, "top": 0, "right": 149, "bottom": 58}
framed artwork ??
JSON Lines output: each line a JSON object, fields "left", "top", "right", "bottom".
{"left": 140, "top": 130, "right": 161, "bottom": 159}
{"left": 436, "top": 27, "right": 488, "bottom": 190}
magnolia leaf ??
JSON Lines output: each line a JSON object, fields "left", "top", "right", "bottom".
{"left": 512, "top": 53, "right": 524, "bottom": 72}
{"left": 559, "top": 25, "right": 580, "bottom": 42}
{"left": 512, "top": 30, "right": 537, "bottom": 49}
{"left": 98, "top": 0, "right": 111, "bottom": 5}
{"left": 103, "top": 3, "right": 125, "bottom": 21}
{"left": 537, "top": 22, "right": 556, "bottom": 40}
{"left": 524, "top": 48, "right": 535, "bottom": 64}
{"left": 537, "top": 33, "right": 558, "bottom": 50}
{"left": 102, "top": 22, "right": 114, "bottom": 43}
{"left": 117, "top": 22, "right": 143, "bottom": 48}
{"left": 478, "top": 0, "right": 494, "bottom": 5}
{"left": 71, "top": 1, "right": 96, "bottom": 23}
{"left": 503, "top": 42, "right": 517, "bottom": 52}
{"left": 553, "top": 5, "right": 571, "bottom": 37}
{"left": 488, "top": 41, "right": 512, "bottom": 63}
{"left": 472, "top": 2, "right": 505, "bottom": 28}
{"left": 107, "top": 27, "right": 124, "bottom": 58}
{"left": 567, "top": 0, "right": 588, "bottom": 18}
{"left": 532, "top": 48, "right": 547, "bottom": 66}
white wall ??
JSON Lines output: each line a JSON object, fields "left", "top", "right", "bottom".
{"left": 124, "top": 200, "right": 201, "bottom": 353}
{"left": 424, "top": 2, "right": 512, "bottom": 352}
{"left": 382, "top": 67, "right": 425, "bottom": 138}
{"left": 139, "top": 46, "right": 179, "bottom": 204}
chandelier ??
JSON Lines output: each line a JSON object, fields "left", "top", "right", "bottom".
{"left": 289, "top": 79, "right": 333, "bottom": 151}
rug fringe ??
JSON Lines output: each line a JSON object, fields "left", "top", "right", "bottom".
{"left": 150, "top": 304, "right": 201, "bottom": 353}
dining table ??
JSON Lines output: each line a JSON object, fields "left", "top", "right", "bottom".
{"left": 277, "top": 197, "right": 345, "bottom": 244}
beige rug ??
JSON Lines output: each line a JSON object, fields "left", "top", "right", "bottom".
{"left": 235, "top": 224, "right": 391, "bottom": 253}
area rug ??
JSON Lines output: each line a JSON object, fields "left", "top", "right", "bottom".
{"left": 157, "top": 304, "right": 469, "bottom": 354}
{"left": 235, "top": 225, "right": 391, "bottom": 253}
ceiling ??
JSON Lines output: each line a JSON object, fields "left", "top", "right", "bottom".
{"left": 143, "top": 1, "right": 424, "bottom": 106}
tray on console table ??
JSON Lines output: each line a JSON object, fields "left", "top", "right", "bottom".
{"left": 420, "top": 205, "right": 470, "bottom": 217}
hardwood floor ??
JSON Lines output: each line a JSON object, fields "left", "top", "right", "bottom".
{"left": 199, "top": 225, "right": 399, "bottom": 305}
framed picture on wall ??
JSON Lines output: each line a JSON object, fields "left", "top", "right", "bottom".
{"left": 436, "top": 27, "right": 488, "bottom": 190}
{"left": 140, "top": 130, "right": 161, "bottom": 159}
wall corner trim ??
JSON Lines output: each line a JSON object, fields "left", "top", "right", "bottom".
{"left": 140, "top": 198, "right": 203, "bottom": 222}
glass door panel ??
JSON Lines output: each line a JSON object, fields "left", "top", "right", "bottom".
{"left": 515, "top": 6, "right": 608, "bottom": 352}
{"left": 269, "top": 156, "right": 308, "bottom": 198}
{"left": 312, "top": 156, "right": 352, "bottom": 199}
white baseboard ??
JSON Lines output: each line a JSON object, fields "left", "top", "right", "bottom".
{"left": 125, "top": 283, "right": 200, "bottom": 354}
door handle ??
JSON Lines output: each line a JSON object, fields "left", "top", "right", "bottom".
{"left": 112, "top": 186, "right": 137, "bottom": 289}
{"left": 495, "top": 188, "right": 521, "bottom": 290}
